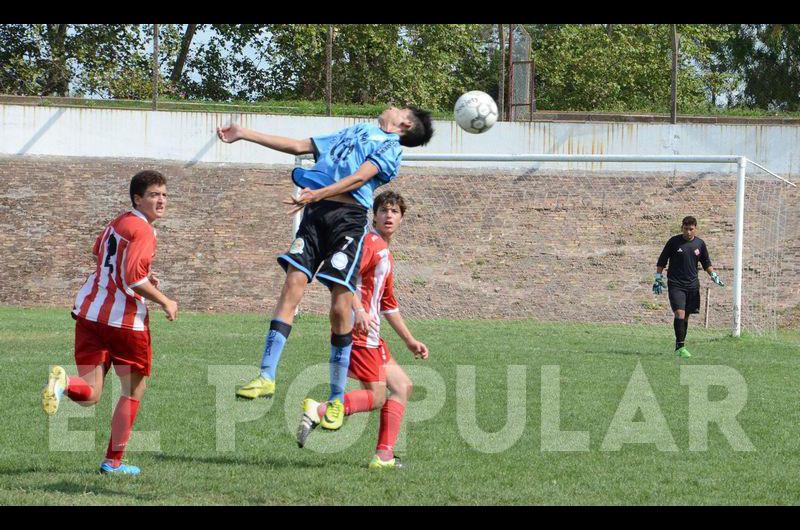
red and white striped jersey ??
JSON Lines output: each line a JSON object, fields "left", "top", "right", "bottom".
{"left": 353, "top": 229, "right": 399, "bottom": 348}
{"left": 72, "top": 210, "right": 157, "bottom": 331}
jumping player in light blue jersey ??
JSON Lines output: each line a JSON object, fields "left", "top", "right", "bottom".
{"left": 293, "top": 122, "right": 404, "bottom": 210}
{"left": 217, "top": 106, "right": 433, "bottom": 431}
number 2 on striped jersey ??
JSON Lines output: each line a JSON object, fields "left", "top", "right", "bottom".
{"left": 104, "top": 234, "right": 117, "bottom": 274}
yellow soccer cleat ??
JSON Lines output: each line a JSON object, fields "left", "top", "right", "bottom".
{"left": 235, "top": 375, "right": 275, "bottom": 399}
{"left": 319, "top": 398, "right": 344, "bottom": 430}
{"left": 42, "top": 365, "right": 67, "bottom": 416}
{"left": 296, "top": 398, "right": 321, "bottom": 448}
{"left": 368, "top": 455, "right": 404, "bottom": 470}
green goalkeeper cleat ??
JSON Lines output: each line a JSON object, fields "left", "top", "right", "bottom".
{"left": 675, "top": 346, "right": 692, "bottom": 359}
{"left": 235, "top": 376, "right": 275, "bottom": 399}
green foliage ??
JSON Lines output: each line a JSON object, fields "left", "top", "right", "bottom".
{"left": 0, "top": 24, "right": 183, "bottom": 100}
{"left": 2, "top": 24, "right": 800, "bottom": 114}
{"left": 252, "top": 24, "right": 496, "bottom": 110}
{"left": 527, "top": 24, "right": 737, "bottom": 114}
{"left": 721, "top": 24, "right": 800, "bottom": 111}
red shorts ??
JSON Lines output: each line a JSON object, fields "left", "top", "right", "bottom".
{"left": 74, "top": 315, "right": 152, "bottom": 377}
{"left": 348, "top": 339, "right": 392, "bottom": 383}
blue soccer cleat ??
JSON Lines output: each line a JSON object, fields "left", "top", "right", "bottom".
{"left": 100, "top": 461, "right": 141, "bottom": 475}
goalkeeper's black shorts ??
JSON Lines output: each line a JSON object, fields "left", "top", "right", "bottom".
{"left": 277, "top": 200, "right": 369, "bottom": 293}
{"left": 668, "top": 286, "right": 701, "bottom": 314}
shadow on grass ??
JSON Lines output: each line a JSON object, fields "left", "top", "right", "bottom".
{"left": 155, "top": 453, "right": 326, "bottom": 469}
{"left": 598, "top": 348, "right": 664, "bottom": 357}
{"left": 0, "top": 464, "right": 74, "bottom": 476}
{"left": 30, "top": 480, "right": 159, "bottom": 502}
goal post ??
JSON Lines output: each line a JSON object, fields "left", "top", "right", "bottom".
{"left": 294, "top": 153, "right": 797, "bottom": 337}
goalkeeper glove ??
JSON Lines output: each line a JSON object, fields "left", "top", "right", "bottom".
{"left": 710, "top": 271, "right": 725, "bottom": 287}
{"left": 652, "top": 273, "right": 666, "bottom": 295}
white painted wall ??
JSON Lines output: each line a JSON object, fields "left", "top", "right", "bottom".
{"left": 2, "top": 104, "right": 799, "bottom": 176}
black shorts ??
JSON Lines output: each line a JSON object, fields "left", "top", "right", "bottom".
{"left": 668, "top": 286, "right": 701, "bottom": 314}
{"left": 277, "top": 200, "right": 369, "bottom": 293}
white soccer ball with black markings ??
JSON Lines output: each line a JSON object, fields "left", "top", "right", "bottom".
{"left": 454, "top": 90, "right": 498, "bottom": 134}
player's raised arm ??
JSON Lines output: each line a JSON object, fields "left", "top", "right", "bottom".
{"left": 284, "top": 161, "right": 380, "bottom": 214}
{"left": 217, "top": 123, "right": 313, "bottom": 155}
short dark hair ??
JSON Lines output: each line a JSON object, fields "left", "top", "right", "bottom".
{"left": 399, "top": 106, "right": 434, "bottom": 148}
{"left": 682, "top": 215, "right": 697, "bottom": 227}
{"left": 130, "top": 170, "right": 167, "bottom": 207}
{"left": 373, "top": 190, "right": 407, "bottom": 217}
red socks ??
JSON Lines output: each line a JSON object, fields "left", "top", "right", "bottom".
{"left": 66, "top": 376, "right": 94, "bottom": 402}
{"left": 317, "top": 389, "right": 376, "bottom": 418}
{"left": 105, "top": 396, "right": 141, "bottom": 467}
{"left": 344, "top": 390, "right": 374, "bottom": 415}
{"left": 376, "top": 398, "right": 405, "bottom": 459}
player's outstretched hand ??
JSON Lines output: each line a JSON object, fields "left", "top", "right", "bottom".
{"left": 653, "top": 272, "right": 665, "bottom": 295}
{"left": 283, "top": 188, "right": 322, "bottom": 215}
{"left": 711, "top": 271, "right": 726, "bottom": 287}
{"left": 162, "top": 299, "right": 178, "bottom": 321}
{"left": 217, "top": 124, "right": 243, "bottom": 143}
{"left": 407, "top": 339, "right": 429, "bottom": 360}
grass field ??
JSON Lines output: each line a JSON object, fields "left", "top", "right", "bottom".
{"left": 1, "top": 307, "right": 798, "bottom": 505}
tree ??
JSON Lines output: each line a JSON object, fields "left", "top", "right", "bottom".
{"left": 171, "top": 24, "right": 199, "bottom": 84}
{"left": 525, "top": 24, "right": 737, "bottom": 114}
{"left": 719, "top": 24, "right": 800, "bottom": 111}
{"left": 0, "top": 24, "right": 183, "bottom": 99}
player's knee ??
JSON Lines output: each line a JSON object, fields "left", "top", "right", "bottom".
{"left": 285, "top": 276, "right": 307, "bottom": 296}
{"left": 395, "top": 379, "right": 413, "bottom": 401}
{"left": 331, "top": 300, "right": 351, "bottom": 320}
{"left": 330, "top": 290, "right": 352, "bottom": 310}
{"left": 372, "top": 388, "right": 387, "bottom": 409}
{"left": 130, "top": 380, "right": 147, "bottom": 400}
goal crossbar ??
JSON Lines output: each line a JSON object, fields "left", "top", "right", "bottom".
{"left": 294, "top": 153, "right": 796, "bottom": 336}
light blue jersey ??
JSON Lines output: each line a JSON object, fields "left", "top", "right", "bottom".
{"left": 291, "top": 123, "right": 403, "bottom": 209}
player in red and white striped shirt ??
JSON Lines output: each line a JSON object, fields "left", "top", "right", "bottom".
{"left": 41, "top": 170, "right": 177, "bottom": 476}
{"left": 297, "top": 191, "right": 429, "bottom": 469}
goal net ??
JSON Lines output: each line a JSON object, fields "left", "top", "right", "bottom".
{"left": 294, "top": 154, "right": 798, "bottom": 336}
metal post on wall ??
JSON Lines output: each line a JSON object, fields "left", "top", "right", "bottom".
{"left": 530, "top": 56, "right": 536, "bottom": 115}
{"left": 670, "top": 24, "right": 679, "bottom": 124}
{"left": 152, "top": 23, "right": 159, "bottom": 111}
{"left": 507, "top": 24, "right": 515, "bottom": 121}
{"left": 326, "top": 25, "right": 333, "bottom": 116}
{"left": 498, "top": 24, "right": 505, "bottom": 121}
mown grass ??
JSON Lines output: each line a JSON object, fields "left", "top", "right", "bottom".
{"left": 0, "top": 307, "right": 798, "bottom": 505}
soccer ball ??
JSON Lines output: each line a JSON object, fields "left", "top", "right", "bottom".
{"left": 454, "top": 91, "right": 498, "bottom": 134}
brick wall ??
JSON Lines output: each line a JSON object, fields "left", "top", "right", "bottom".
{"left": 1, "top": 155, "right": 798, "bottom": 330}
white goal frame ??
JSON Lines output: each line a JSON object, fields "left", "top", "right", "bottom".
{"left": 295, "top": 153, "right": 796, "bottom": 337}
